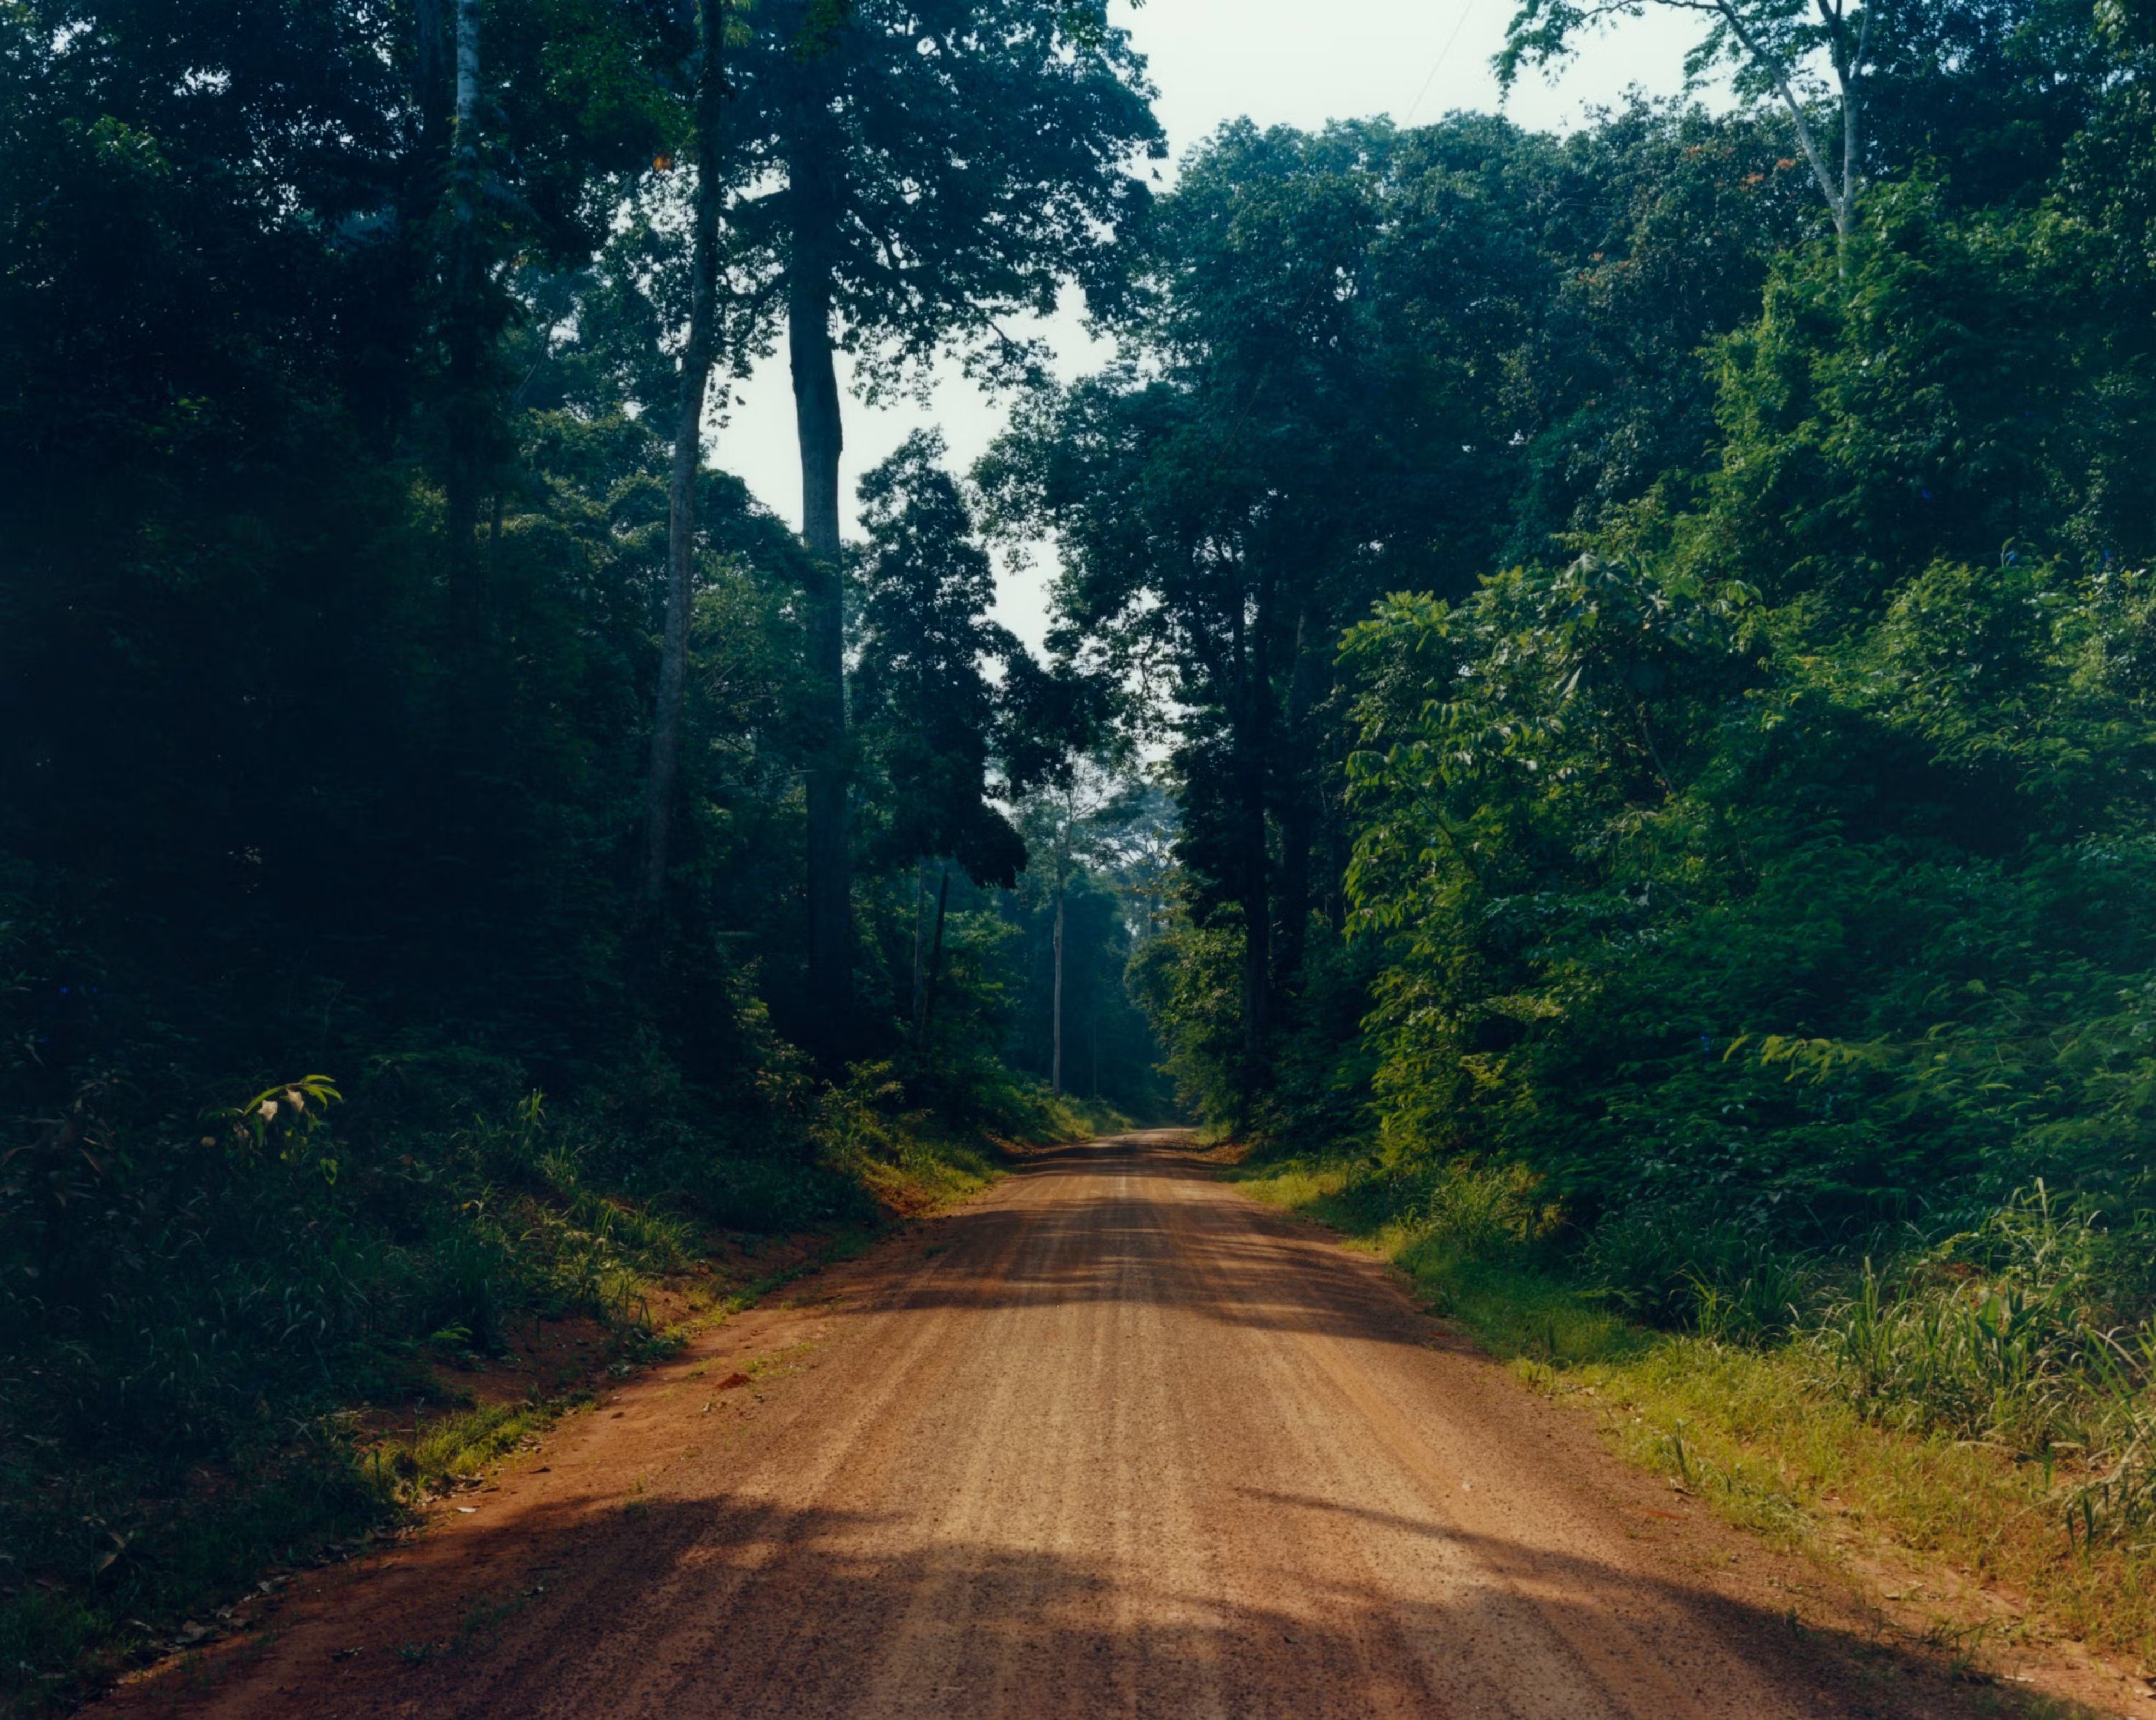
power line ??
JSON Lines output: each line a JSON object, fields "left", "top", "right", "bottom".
{"left": 1402, "top": 0, "right": 1482, "bottom": 125}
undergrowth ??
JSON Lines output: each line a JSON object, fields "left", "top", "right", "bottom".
{"left": 0, "top": 1052, "right": 1036, "bottom": 1717}
{"left": 1228, "top": 1153, "right": 2156, "bottom": 1670}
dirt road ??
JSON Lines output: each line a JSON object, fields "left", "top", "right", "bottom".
{"left": 112, "top": 1136, "right": 2094, "bottom": 1718}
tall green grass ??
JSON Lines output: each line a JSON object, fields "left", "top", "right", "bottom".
{"left": 1229, "top": 1152, "right": 2156, "bottom": 1665}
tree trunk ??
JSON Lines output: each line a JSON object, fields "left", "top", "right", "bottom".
{"left": 921, "top": 864, "right": 952, "bottom": 1038}
{"left": 788, "top": 181, "right": 852, "bottom": 1052}
{"left": 1277, "top": 793, "right": 1312, "bottom": 986}
{"left": 642, "top": 0, "right": 727, "bottom": 910}
{"left": 1324, "top": 731, "right": 1351, "bottom": 935}
{"left": 1274, "top": 600, "right": 1324, "bottom": 991}
{"left": 1713, "top": 0, "right": 1861, "bottom": 257}
{"left": 454, "top": 0, "right": 478, "bottom": 142}
{"left": 1239, "top": 799, "right": 1270, "bottom": 1077}
{"left": 1051, "top": 865, "right": 1066, "bottom": 1095}
{"left": 911, "top": 859, "right": 927, "bottom": 1037}
{"left": 416, "top": 0, "right": 448, "bottom": 151}
{"left": 1830, "top": 0, "right": 1871, "bottom": 261}
{"left": 1236, "top": 578, "right": 1277, "bottom": 1089}
{"left": 399, "top": 0, "right": 449, "bottom": 465}
{"left": 443, "top": 0, "right": 484, "bottom": 615}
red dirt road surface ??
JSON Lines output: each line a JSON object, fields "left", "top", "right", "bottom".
{"left": 105, "top": 1135, "right": 2106, "bottom": 1718}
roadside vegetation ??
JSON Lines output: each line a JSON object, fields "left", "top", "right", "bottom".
{"left": 0, "top": 1050, "right": 1113, "bottom": 1713}
{"left": 1233, "top": 1156, "right": 2156, "bottom": 1665}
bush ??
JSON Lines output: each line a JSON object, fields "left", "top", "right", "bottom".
{"left": 1586, "top": 1204, "right": 1819, "bottom": 1343}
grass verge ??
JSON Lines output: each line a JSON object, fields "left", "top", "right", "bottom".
{"left": 1227, "top": 1154, "right": 2156, "bottom": 1675}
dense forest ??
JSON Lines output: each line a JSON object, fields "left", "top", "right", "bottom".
{"left": 0, "top": 0, "right": 1168, "bottom": 1698}
{"left": 10, "top": 0, "right": 2156, "bottom": 1702}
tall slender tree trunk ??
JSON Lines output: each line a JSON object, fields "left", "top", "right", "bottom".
{"left": 788, "top": 181, "right": 852, "bottom": 1052}
{"left": 1828, "top": 0, "right": 1870, "bottom": 271}
{"left": 921, "top": 864, "right": 952, "bottom": 1038}
{"left": 416, "top": 0, "right": 447, "bottom": 152}
{"left": 1715, "top": 0, "right": 1865, "bottom": 265}
{"left": 453, "top": 1, "right": 478, "bottom": 191}
{"left": 1239, "top": 785, "right": 1271, "bottom": 1075}
{"left": 1274, "top": 601, "right": 1323, "bottom": 991}
{"left": 1277, "top": 794, "right": 1312, "bottom": 985}
{"left": 642, "top": 0, "right": 727, "bottom": 910}
{"left": 1051, "top": 863, "right": 1066, "bottom": 1095}
{"left": 911, "top": 859, "right": 927, "bottom": 1037}
{"left": 1236, "top": 580, "right": 1277, "bottom": 1089}
{"left": 443, "top": 0, "right": 484, "bottom": 617}
{"left": 398, "top": 0, "right": 449, "bottom": 462}
{"left": 1324, "top": 732, "right": 1351, "bottom": 936}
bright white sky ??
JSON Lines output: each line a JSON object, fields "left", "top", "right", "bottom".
{"left": 712, "top": 0, "right": 1722, "bottom": 647}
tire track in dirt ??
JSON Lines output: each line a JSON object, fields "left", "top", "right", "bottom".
{"left": 100, "top": 1135, "right": 2122, "bottom": 1719}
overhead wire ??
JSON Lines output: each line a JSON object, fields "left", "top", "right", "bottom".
{"left": 1402, "top": 0, "right": 1483, "bottom": 125}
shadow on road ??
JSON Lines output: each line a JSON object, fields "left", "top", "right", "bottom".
{"left": 143, "top": 1485, "right": 2102, "bottom": 1720}
{"left": 107, "top": 1134, "right": 2110, "bottom": 1720}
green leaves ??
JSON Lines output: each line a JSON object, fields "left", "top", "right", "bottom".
{"left": 1334, "top": 188, "right": 2156, "bottom": 1221}
{"left": 724, "top": 0, "right": 1162, "bottom": 388}
{"left": 850, "top": 432, "right": 1027, "bottom": 889}
{"left": 219, "top": 1076, "right": 345, "bottom": 1183}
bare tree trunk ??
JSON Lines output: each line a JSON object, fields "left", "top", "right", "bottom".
{"left": 1324, "top": 730, "right": 1351, "bottom": 935}
{"left": 1711, "top": 0, "right": 1865, "bottom": 260}
{"left": 911, "top": 858, "right": 927, "bottom": 1037}
{"left": 1051, "top": 864, "right": 1066, "bottom": 1095}
{"left": 1239, "top": 803, "right": 1270, "bottom": 1074}
{"left": 642, "top": 0, "right": 727, "bottom": 910}
{"left": 443, "top": 0, "right": 484, "bottom": 615}
{"left": 921, "top": 864, "right": 952, "bottom": 1038}
{"left": 454, "top": 0, "right": 478, "bottom": 136}
{"left": 1277, "top": 798, "right": 1312, "bottom": 982}
{"left": 1828, "top": 0, "right": 1872, "bottom": 258}
{"left": 1274, "top": 601, "right": 1324, "bottom": 990}
{"left": 1236, "top": 577, "right": 1277, "bottom": 1090}
{"left": 788, "top": 192, "right": 851, "bottom": 1052}
{"left": 416, "top": 0, "right": 447, "bottom": 148}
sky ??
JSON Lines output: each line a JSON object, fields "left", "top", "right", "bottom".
{"left": 711, "top": 0, "right": 1723, "bottom": 647}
